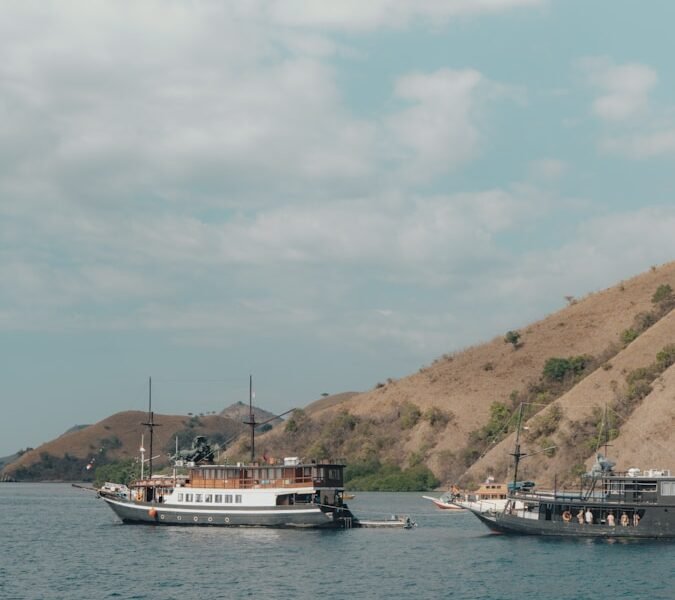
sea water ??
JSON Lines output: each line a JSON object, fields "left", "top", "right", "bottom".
{"left": 1, "top": 484, "right": 673, "bottom": 600}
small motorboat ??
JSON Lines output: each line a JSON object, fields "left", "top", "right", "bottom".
{"left": 422, "top": 493, "right": 464, "bottom": 511}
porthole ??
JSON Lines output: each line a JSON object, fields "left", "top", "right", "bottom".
{"left": 193, "top": 516, "right": 199, "bottom": 522}
{"left": 208, "top": 517, "right": 213, "bottom": 522}
{"left": 224, "top": 517, "right": 230, "bottom": 523}
{"left": 177, "top": 515, "right": 182, "bottom": 521}
{"left": 160, "top": 514, "right": 165, "bottom": 520}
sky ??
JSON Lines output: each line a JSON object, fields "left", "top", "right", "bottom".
{"left": 2, "top": 0, "right": 675, "bottom": 457}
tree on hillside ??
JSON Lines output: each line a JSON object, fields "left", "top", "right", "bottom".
{"left": 504, "top": 330, "right": 521, "bottom": 348}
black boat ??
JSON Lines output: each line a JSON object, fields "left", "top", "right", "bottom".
{"left": 460, "top": 405, "right": 675, "bottom": 538}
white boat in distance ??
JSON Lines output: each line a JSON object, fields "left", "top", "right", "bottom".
{"left": 423, "top": 478, "right": 511, "bottom": 513}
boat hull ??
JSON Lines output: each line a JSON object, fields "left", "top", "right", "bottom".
{"left": 422, "top": 496, "right": 464, "bottom": 510}
{"left": 468, "top": 507, "right": 675, "bottom": 538}
{"left": 101, "top": 495, "right": 353, "bottom": 528}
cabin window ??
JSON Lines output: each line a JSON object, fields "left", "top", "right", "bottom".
{"left": 235, "top": 495, "right": 242, "bottom": 503}
{"left": 205, "top": 494, "right": 213, "bottom": 503}
{"left": 225, "top": 494, "right": 233, "bottom": 503}
{"left": 177, "top": 493, "right": 184, "bottom": 502}
{"left": 661, "top": 482, "right": 675, "bottom": 496}
{"left": 195, "top": 494, "right": 202, "bottom": 502}
{"left": 215, "top": 494, "right": 222, "bottom": 503}
{"left": 185, "top": 493, "right": 193, "bottom": 502}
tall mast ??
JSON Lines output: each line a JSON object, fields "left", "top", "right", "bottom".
{"left": 141, "top": 376, "right": 160, "bottom": 478}
{"left": 510, "top": 403, "right": 525, "bottom": 492}
{"left": 242, "top": 374, "right": 257, "bottom": 462}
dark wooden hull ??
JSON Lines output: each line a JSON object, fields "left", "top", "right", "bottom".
{"left": 101, "top": 495, "right": 354, "bottom": 528}
{"left": 469, "top": 505, "right": 675, "bottom": 538}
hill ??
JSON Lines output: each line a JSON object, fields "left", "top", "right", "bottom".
{"left": 3, "top": 411, "right": 245, "bottom": 481}
{"left": 4, "top": 262, "right": 675, "bottom": 488}
{"left": 220, "top": 401, "right": 284, "bottom": 429}
{"left": 243, "top": 262, "right": 675, "bottom": 487}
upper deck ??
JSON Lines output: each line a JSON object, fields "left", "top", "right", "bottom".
{"left": 134, "top": 460, "right": 345, "bottom": 491}
{"left": 603, "top": 469, "right": 675, "bottom": 503}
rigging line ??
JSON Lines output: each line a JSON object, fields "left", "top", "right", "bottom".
{"left": 478, "top": 401, "right": 547, "bottom": 460}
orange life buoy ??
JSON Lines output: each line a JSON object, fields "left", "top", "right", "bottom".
{"left": 562, "top": 511, "right": 572, "bottom": 523}
{"left": 136, "top": 491, "right": 143, "bottom": 502}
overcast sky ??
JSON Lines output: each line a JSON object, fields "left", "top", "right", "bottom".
{"left": 2, "top": 0, "right": 675, "bottom": 456}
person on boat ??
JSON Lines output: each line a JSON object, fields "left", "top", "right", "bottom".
{"left": 585, "top": 509, "right": 593, "bottom": 524}
{"left": 607, "top": 513, "right": 615, "bottom": 526}
{"left": 576, "top": 509, "right": 584, "bottom": 524}
{"left": 620, "top": 512, "right": 629, "bottom": 526}
{"left": 633, "top": 512, "right": 640, "bottom": 526}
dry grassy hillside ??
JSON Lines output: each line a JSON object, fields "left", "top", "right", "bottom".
{"left": 465, "top": 309, "right": 675, "bottom": 485}
{"left": 251, "top": 261, "right": 675, "bottom": 486}
{"left": 4, "top": 411, "right": 244, "bottom": 478}
{"left": 5, "top": 262, "right": 674, "bottom": 487}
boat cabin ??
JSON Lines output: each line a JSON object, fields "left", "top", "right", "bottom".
{"left": 129, "top": 459, "right": 346, "bottom": 505}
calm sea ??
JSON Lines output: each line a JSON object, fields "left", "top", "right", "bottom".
{"left": 1, "top": 484, "right": 673, "bottom": 600}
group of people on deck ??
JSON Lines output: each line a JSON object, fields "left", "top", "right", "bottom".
{"left": 575, "top": 508, "right": 639, "bottom": 526}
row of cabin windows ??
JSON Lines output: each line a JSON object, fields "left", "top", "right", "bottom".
{"left": 177, "top": 493, "right": 242, "bottom": 504}
{"left": 195, "top": 466, "right": 343, "bottom": 482}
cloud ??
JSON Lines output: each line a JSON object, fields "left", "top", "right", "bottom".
{"left": 582, "top": 57, "right": 657, "bottom": 121}
{"left": 600, "top": 128, "right": 675, "bottom": 159}
{"left": 527, "top": 158, "right": 567, "bottom": 181}
{"left": 502, "top": 206, "right": 675, "bottom": 307}
{"left": 384, "top": 69, "right": 494, "bottom": 180}
{"left": 268, "top": 0, "right": 544, "bottom": 31}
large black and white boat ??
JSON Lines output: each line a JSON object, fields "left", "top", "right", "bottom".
{"left": 98, "top": 377, "right": 411, "bottom": 529}
{"left": 460, "top": 405, "right": 675, "bottom": 538}
{"left": 99, "top": 454, "right": 358, "bottom": 528}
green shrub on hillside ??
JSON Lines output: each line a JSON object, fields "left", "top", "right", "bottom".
{"left": 504, "top": 330, "right": 521, "bottom": 348}
{"left": 345, "top": 462, "right": 439, "bottom": 491}
{"left": 424, "top": 406, "right": 453, "bottom": 428}
{"left": 620, "top": 328, "right": 639, "bottom": 345}
{"left": 526, "top": 404, "right": 563, "bottom": 440}
{"left": 94, "top": 459, "right": 141, "bottom": 487}
{"left": 463, "top": 402, "right": 513, "bottom": 465}
{"left": 399, "top": 401, "right": 422, "bottom": 429}
{"left": 656, "top": 344, "right": 675, "bottom": 370}
{"left": 652, "top": 284, "right": 673, "bottom": 305}
{"left": 285, "top": 408, "right": 309, "bottom": 434}
{"left": 542, "top": 355, "right": 590, "bottom": 382}
{"left": 12, "top": 452, "right": 94, "bottom": 482}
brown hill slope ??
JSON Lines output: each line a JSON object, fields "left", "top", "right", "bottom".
{"left": 4, "top": 411, "right": 245, "bottom": 479}
{"left": 249, "top": 262, "right": 675, "bottom": 486}
{"left": 465, "top": 309, "right": 675, "bottom": 485}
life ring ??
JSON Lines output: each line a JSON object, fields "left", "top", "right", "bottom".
{"left": 136, "top": 491, "right": 143, "bottom": 502}
{"left": 562, "top": 511, "right": 572, "bottom": 523}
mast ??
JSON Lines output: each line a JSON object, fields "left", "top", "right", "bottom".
{"left": 242, "top": 374, "right": 257, "bottom": 462}
{"left": 510, "top": 403, "right": 525, "bottom": 492}
{"left": 141, "top": 376, "right": 161, "bottom": 479}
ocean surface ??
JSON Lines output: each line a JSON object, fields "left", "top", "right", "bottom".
{"left": 1, "top": 484, "right": 674, "bottom": 600}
